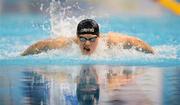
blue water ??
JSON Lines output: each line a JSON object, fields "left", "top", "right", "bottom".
{"left": 0, "top": 14, "right": 179, "bottom": 66}
{"left": 0, "top": 11, "right": 180, "bottom": 105}
{"left": 0, "top": 65, "right": 179, "bottom": 105}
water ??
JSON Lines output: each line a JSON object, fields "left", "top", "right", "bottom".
{"left": 0, "top": 0, "right": 180, "bottom": 105}
{"left": 0, "top": 14, "right": 179, "bottom": 66}
{"left": 0, "top": 65, "right": 179, "bottom": 105}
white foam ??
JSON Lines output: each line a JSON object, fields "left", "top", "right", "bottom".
{"left": 0, "top": 0, "right": 178, "bottom": 65}
{"left": 49, "top": 0, "right": 96, "bottom": 38}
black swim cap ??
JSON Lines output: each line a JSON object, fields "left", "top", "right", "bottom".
{"left": 77, "top": 19, "right": 99, "bottom": 36}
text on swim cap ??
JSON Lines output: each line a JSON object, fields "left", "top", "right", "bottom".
{"left": 80, "top": 28, "right": 94, "bottom": 33}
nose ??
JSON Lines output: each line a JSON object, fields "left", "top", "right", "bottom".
{"left": 85, "top": 40, "right": 91, "bottom": 46}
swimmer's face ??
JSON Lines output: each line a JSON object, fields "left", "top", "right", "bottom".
{"left": 78, "top": 34, "right": 99, "bottom": 55}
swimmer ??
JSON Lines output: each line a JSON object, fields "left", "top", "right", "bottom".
{"left": 21, "top": 19, "right": 154, "bottom": 56}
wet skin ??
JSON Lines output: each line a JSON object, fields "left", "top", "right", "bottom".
{"left": 77, "top": 34, "right": 99, "bottom": 55}
{"left": 21, "top": 32, "right": 154, "bottom": 56}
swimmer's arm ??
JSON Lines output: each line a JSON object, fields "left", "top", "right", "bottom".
{"left": 21, "top": 37, "right": 70, "bottom": 56}
{"left": 127, "top": 37, "right": 154, "bottom": 54}
{"left": 107, "top": 32, "right": 154, "bottom": 54}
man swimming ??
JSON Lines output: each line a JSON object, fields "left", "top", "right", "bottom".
{"left": 21, "top": 19, "right": 154, "bottom": 56}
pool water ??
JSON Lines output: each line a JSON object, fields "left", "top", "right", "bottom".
{"left": 0, "top": 14, "right": 179, "bottom": 66}
{"left": 0, "top": 65, "right": 179, "bottom": 105}
{"left": 0, "top": 1, "right": 180, "bottom": 105}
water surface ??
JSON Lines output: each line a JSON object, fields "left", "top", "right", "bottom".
{"left": 0, "top": 65, "right": 179, "bottom": 105}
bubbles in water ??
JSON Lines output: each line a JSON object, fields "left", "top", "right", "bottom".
{"left": 153, "top": 45, "right": 177, "bottom": 60}
{"left": 40, "top": 3, "right": 44, "bottom": 11}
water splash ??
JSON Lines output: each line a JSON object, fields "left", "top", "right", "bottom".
{"left": 0, "top": 34, "right": 179, "bottom": 66}
{"left": 49, "top": 0, "right": 96, "bottom": 37}
{"left": 0, "top": 0, "right": 179, "bottom": 66}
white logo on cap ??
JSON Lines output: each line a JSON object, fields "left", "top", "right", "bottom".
{"left": 80, "top": 28, "right": 94, "bottom": 33}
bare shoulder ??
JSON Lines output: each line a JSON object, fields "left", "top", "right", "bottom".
{"left": 108, "top": 32, "right": 138, "bottom": 38}
{"left": 106, "top": 32, "right": 154, "bottom": 54}
{"left": 71, "top": 37, "right": 78, "bottom": 44}
{"left": 48, "top": 36, "right": 77, "bottom": 46}
{"left": 107, "top": 32, "right": 130, "bottom": 44}
{"left": 107, "top": 32, "right": 148, "bottom": 43}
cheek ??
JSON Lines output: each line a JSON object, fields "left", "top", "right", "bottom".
{"left": 91, "top": 42, "right": 98, "bottom": 49}
{"left": 80, "top": 44, "right": 84, "bottom": 49}
{"left": 94, "top": 41, "right": 98, "bottom": 46}
{"left": 80, "top": 43, "right": 86, "bottom": 50}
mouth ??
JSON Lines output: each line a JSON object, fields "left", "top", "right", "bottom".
{"left": 83, "top": 47, "right": 91, "bottom": 52}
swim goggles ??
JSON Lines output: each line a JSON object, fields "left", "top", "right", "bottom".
{"left": 79, "top": 36, "right": 98, "bottom": 42}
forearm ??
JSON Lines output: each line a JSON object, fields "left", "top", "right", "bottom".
{"left": 134, "top": 44, "right": 154, "bottom": 54}
{"left": 21, "top": 40, "right": 50, "bottom": 56}
{"left": 129, "top": 38, "right": 154, "bottom": 54}
{"left": 21, "top": 38, "right": 69, "bottom": 56}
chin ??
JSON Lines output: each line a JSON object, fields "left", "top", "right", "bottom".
{"left": 83, "top": 50, "right": 93, "bottom": 55}
{"left": 83, "top": 52, "right": 91, "bottom": 55}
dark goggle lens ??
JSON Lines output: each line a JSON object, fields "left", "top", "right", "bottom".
{"left": 89, "top": 37, "right": 97, "bottom": 42}
{"left": 79, "top": 37, "right": 97, "bottom": 42}
{"left": 79, "top": 37, "right": 87, "bottom": 42}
